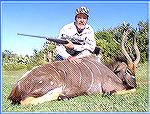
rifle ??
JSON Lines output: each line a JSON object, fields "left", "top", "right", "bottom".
{"left": 17, "top": 33, "right": 100, "bottom": 55}
{"left": 17, "top": 33, "right": 83, "bottom": 45}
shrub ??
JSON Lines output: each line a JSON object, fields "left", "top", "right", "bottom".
{"left": 3, "top": 63, "right": 27, "bottom": 71}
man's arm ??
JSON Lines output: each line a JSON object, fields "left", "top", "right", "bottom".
{"left": 55, "top": 26, "right": 72, "bottom": 59}
{"left": 73, "top": 30, "right": 96, "bottom": 52}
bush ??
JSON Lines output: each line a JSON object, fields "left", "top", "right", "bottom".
{"left": 3, "top": 63, "right": 27, "bottom": 71}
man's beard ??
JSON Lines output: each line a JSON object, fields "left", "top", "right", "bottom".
{"left": 77, "top": 23, "right": 86, "bottom": 30}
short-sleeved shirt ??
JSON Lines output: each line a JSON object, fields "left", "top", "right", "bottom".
{"left": 56, "top": 22, "right": 96, "bottom": 59}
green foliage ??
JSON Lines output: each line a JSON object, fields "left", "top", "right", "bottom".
{"left": 2, "top": 42, "right": 55, "bottom": 71}
{"left": 3, "top": 63, "right": 27, "bottom": 71}
{"left": 95, "top": 30, "right": 121, "bottom": 63}
{"left": 136, "top": 21, "right": 148, "bottom": 62}
{"left": 42, "top": 42, "right": 56, "bottom": 54}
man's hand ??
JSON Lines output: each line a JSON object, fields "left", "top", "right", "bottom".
{"left": 65, "top": 40, "right": 74, "bottom": 49}
{"left": 67, "top": 56, "right": 82, "bottom": 64}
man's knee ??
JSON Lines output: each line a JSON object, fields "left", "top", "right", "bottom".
{"left": 55, "top": 54, "right": 64, "bottom": 61}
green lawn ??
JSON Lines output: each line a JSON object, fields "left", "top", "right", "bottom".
{"left": 2, "top": 63, "right": 148, "bottom": 112}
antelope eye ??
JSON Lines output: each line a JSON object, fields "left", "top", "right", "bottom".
{"left": 132, "top": 76, "right": 135, "bottom": 78}
{"left": 114, "top": 70, "right": 120, "bottom": 74}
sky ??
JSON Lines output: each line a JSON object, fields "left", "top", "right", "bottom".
{"left": 1, "top": 1, "right": 148, "bottom": 56}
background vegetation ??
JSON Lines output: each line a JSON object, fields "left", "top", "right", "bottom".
{"left": 2, "top": 21, "right": 149, "bottom": 112}
{"left": 2, "top": 21, "right": 148, "bottom": 70}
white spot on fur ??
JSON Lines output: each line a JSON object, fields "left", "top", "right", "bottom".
{"left": 39, "top": 81, "right": 43, "bottom": 83}
{"left": 50, "top": 81, "right": 54, "bottom": 85}
{"left": 132, "top": 76, "right": 135, "bottom": 78}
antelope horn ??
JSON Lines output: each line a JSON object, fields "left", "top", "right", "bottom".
{"left": 133, "top": 34, "right": 140, "bottom": 67}
{"left": 121, "top": 30, "right": 133, "bottom": 66}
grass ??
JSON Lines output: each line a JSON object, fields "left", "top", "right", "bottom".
{"left": 2, "top": 63, "right": 149, "bottom": 112}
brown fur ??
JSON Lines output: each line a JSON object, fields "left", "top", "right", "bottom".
{"left": 8, "top": 55, "right": 137, "bottom": 105}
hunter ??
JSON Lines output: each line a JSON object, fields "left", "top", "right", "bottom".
{"left": 55, "top": 6, "right": 96, "bottom": 64}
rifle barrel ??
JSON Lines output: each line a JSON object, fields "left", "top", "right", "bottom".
{"left": 17, "top": 33, "right": 82, "bottom": 45}
{"left": 17, "top": 33, "right": 49, "bottom": 39}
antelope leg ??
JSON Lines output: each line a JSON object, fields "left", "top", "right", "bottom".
{"left": 21, "top": 86, "right": 63, "bottom": 105}
{"left": 115, "top": 88, "right": 136, "bottom": 95}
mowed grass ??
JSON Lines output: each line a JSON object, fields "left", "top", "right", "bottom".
{"left": 2, "top": 63, "right": 148, "bottom": 112}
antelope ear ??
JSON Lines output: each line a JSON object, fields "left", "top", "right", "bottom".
{"left": 114, "top": 62, "right": 127, "bottom": 72}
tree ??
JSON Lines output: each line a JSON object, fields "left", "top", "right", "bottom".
{"left": 41, "top": 41, "right": 56, "bottom": 62}
{"left": 2, "top": 50, "right": 13, "bottom": 63}
{"left": 136, "top": 21, "right": 148, "bottom": 62}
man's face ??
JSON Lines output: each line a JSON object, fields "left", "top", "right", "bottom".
{"left": 75, "top": 13, "right": 88, "bottom": 30}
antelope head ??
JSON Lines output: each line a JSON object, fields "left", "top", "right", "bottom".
{"left": 121, "top": 29, "right": 140, "bottom": 89}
